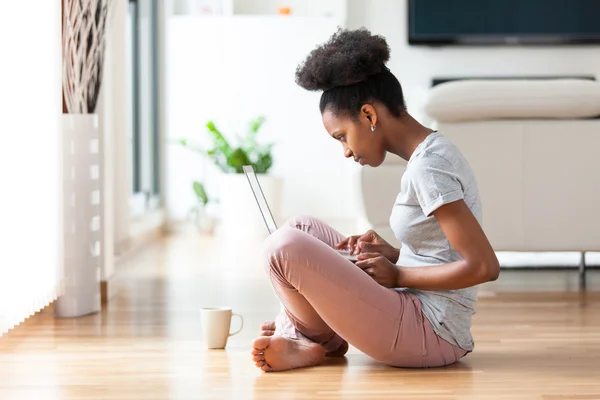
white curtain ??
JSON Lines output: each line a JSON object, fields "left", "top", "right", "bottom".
{"left": 0, "top": 2, "right": 62, "bottom": 335}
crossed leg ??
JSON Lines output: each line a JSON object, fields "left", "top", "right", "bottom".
{"left": 251, "top": 215, "right": 467, "bottom": 372}
{"left": 251, "top": 216, "right": 406, "bottom": 371}
{"left": 253, "top": 216, "right": 350, "bottom": 372}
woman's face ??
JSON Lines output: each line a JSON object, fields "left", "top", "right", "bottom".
{"left": 322, "top": 108, "right": 387, "bottom": 167}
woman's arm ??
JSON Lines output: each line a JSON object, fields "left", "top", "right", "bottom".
{"left": 396, "top": 199, "right": 500, "bottom": 290}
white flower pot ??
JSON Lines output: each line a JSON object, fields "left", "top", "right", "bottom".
{"left": 55, "top": 114, "right": 102, "bottom": 318}
{"left": 215, "top": 172, "right": 282, "bottom": 239}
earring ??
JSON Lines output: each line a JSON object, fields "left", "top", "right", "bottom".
{"left": 371, "top": 124, "right": 376, "bottom": 132}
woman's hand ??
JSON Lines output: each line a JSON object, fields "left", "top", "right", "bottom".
{"left": 355, "top": 253, "right": 400, "bottom": 288}
{"left": 335, "top": 230, "right": 400, "bottom": 263}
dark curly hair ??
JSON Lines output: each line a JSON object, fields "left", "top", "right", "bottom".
{"left": 295, "top": 28, "right": 406, "bottom": 118}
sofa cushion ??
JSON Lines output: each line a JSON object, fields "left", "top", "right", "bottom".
{"left": 424, "top": 79, "right": 600, "bottom": 122}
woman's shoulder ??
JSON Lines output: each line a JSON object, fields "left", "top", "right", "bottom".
{"left": 409, "top": 134, "right": 472, "bottom": 175}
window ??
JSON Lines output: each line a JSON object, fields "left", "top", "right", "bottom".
{"left": 128, "top": 0, "right": 160, "bottom": 217}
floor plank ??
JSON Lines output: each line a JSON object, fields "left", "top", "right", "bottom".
{"left": 1, "top": 232, "right": 600, "bottom": 400}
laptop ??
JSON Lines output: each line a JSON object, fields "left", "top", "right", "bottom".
{"left": 242, "top": 165, "right": 358, "bottom": 263}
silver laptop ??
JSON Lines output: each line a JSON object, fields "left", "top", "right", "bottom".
{"left": 242, "top": 165, "right": 357, "bottom": 262}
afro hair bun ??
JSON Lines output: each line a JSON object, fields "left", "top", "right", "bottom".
{"left": 295, "top": 28, "right": 391, "bottom": 91}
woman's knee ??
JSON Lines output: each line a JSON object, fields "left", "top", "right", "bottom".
{"left": 264, "top": 227, "right": 308, "bottom": 264}
{"left": 263, "top": 227, "right": 315, "bottom": 279}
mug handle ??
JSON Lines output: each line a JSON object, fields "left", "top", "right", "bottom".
{"left": 229, "top": 313, "right": 244, "bottom": 337}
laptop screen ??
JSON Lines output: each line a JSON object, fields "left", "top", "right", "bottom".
{"left": 242, "top": 165, "right": 278, "bottom": 234}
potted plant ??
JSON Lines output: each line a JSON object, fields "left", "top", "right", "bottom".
{"left": 176, "top": 116, "right": 280, "bottom": 237}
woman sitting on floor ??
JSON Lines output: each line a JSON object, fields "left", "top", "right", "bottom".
{"left": 250, "top": 28, "right": 500, "bottom": 372}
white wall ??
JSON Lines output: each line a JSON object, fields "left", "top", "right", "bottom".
{"left": 347, "top": 0, "right": 600, "bottom": 122}
{"left": 166, "top": 15, "right": 361, "bottom": 227}
{"left": 0, "top": 1, "right": 61, "bottom": 334}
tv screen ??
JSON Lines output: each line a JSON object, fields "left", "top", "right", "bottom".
{"left": 408, "top": 0, "right": 600, "bottom": 45}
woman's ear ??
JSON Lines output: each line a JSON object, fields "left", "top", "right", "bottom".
{"left": 361, "top": 104, "right": 378, "bottom": 128}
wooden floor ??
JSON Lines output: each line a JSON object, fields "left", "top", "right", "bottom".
{"left": 2, "top": 231, "right": 600, "bottom": 400}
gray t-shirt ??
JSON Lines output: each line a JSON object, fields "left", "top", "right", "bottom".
{"left": 389, "top": 131, "right": 481, "bottom": 351}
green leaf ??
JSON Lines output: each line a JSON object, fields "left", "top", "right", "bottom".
{"left": 254, "top": 151, "right": 273, "bottom": 174}
{"left": 184, "top": 116, "right": 274, "bottom": 174}
{"left": 206, "top": 120, "right": 233, "bottom": 158}
{"left": 249, "top": 116, "right": 266, "bottom": 134}
{"left": 193, "top": 181, "right": 209, "bottom": 205}
{"left": 227, "top": 147, "right": 251, "bottom": 173}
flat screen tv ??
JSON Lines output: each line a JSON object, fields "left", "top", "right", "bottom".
{"left": 408, "top": 0, "right": 600, "bottom": 46}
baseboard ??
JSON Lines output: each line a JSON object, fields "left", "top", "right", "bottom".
{"left": 496, "top": 251, "right": 600, "bottom": 268}
{"left": 115, "top": 209, "right": 166, "bottom": 265}
{"left": 102, "top": 223, "right": 164, "bottom": 306}
{"left": 99, "top": 209, "right": 167, "bottom": 306}
{"left": 115, "top": 225, "right": 165, "bottom": 266}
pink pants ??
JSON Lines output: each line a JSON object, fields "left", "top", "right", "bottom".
{"left": 264, "top": 215, "right": 469, "bottom": 368}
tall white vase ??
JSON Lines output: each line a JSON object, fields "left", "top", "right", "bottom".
{"left": 55, "top": 114, "right": 103, "bottom": 317}
{"left": 216, "top": 172, "right": 282, "bottom": 239}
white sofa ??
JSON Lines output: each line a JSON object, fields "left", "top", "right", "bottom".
{"left": 355, "top": 79, "right": 600, "bottom": 282}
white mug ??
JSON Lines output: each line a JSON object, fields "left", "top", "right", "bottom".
{"left": 201, "top": 307, "right": 244, "bottom": 349}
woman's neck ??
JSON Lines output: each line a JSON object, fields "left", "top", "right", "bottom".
{"left": 386, "top": 113, "right": 435, "bottom": 161}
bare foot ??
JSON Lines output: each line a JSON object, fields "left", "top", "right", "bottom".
{"left": 251, "top": 336, "right": 325, "bottom": 372}
{"left": 260, "top": 321, "right": 275, "bottom": 336}
{"left": 258, "top": 321, "right": 347, "bottom": 357}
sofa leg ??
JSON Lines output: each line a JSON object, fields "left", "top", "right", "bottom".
{"left": 579, "top": 251, "right": 587, "bottom": 291}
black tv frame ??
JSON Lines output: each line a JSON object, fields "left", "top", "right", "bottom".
{"left": 407, "top": 0, "right": 600, "bottom": 46}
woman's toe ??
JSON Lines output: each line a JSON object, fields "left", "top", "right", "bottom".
{"left": 260, "top": 321, "right": 276, "bottom": 331}
{"left": 261, "top": 364, "right": 272, "bottom": 372}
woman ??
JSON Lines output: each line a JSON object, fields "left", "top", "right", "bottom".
{"left": 250, "top": 28, "right": 500, "bottom": 372}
